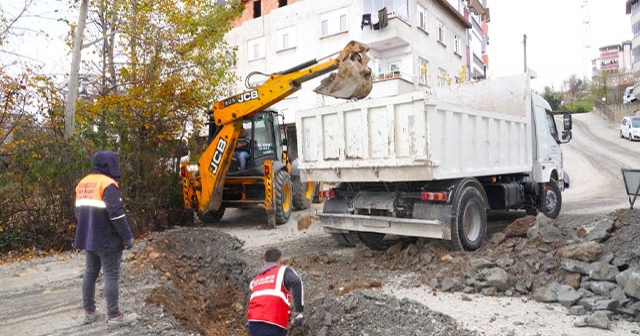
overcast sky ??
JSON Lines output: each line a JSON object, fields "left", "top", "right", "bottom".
{"left": 3, "top": 0, "right": 633, "bottom": 91}
{"left": 487, "top": 0, "right": 631, "bottom": 90}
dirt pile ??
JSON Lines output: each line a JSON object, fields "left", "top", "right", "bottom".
{"left": 288, "top": 290, "right": 478, "bottom": 336}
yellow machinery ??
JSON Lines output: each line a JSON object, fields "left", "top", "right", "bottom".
{"left": 181, "top": 41, "right": 373, "bottom": 227}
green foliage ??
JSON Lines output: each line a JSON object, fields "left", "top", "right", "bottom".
{"left": 542, "top": 86, "right": 563, "bottom": 111}
{"left": 0, "top": 0, "right": 242, "bottom": 254}
{"left": 555, "top": 98, "right": 592, "bottom": 114}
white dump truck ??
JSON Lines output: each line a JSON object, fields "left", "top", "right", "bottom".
{"left": 296, "top": 73, "right": 573, "bottom": 251}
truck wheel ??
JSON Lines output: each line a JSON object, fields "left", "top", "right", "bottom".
{"left": 197, "top": 206, "right": 225, "bottom": 224}
{"left": 330, "top": 232, "right": 360, "bottom": 247}
{"left": 292, "top": 176, "right": 314, "bottom": 210}
{"left": 274, "top": 170, "right": 292, "bottom": 224}
{"left": 451, "top": 186, "right": 487, "bottom": 251}
{"left": 356, "top": 232, "right": 392, "bottom": 251}
{"left": 541, "top": 178, "right": 562, "bottom": 219}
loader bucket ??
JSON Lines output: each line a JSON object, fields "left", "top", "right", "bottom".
{"left": 314, "top": 47, "right": 373, "bottom": 100}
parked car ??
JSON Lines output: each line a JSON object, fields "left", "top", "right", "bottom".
{"left": 624, "top": 86, "right": 637, "bottom": 104}
{"left": 620, "top": 116, "right": 640, "bottom": 141}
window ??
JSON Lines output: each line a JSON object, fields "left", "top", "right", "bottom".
{"left": 340, "top": 15, "right": 347, "bottom": 32}
{"left": 253, "top": 1, "right": 261, "bottom": 18}
{"left": 276, "top": 27, "right": 295, "bottom": 51}
{"left": 279, "top": 0, "right": 287, "bottom": 7}
{"left": 437, "top": 22, "right": 445, "bottom": 43}
{"left": 454, "top": 35, "right": 460, "bottom": 54}
{"left": 248, "top": 37, "right": 265, "bottom": 60}
{"left": 417, "top": 4, "right": 427, "bottom": 31}
{"left": 321, "top": 20, "right": 329, "bottom": 36}
{"left": 438, "top": 68, "right": 447, "bottom": 86}
{"left": 389, "top": 61, "right": 401, "bottom": 73}
{"left": 363, "top": 0, "right": 409, "bottom": 19}
{"left": 419, "top": 58, "right": 429, "bottom": 85}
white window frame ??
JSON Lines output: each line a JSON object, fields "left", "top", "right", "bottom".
{"left": 276, "top": 27, "right": 296, "bottom": 51}
{"left": 340, "top": 14, "right": 347, "bottom": 32}
{"left": 248, "top": 37, "right": 265, "bottom": 61}
{"left": 438, "top": 68, "right": 447, "bottom": 86}
{"left": 437, "top": 22, "right": 445, "bottom": 44}
{"left": 389, "top": 61, "right": 401, "bottom": 73}
{"left": 321, "top": 19, "right": 329, "bottom": 36}
{"left": 454, "top": 34, "right": 460, "bottom": 54}
{"left": 419, "top": 57, "right": 429, "bottom": 86}
{"left": 417, "top": 4, "right": 427, "bottom": 31}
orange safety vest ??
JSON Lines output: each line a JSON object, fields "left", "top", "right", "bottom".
{"left": 247, "top": 265, "right": 291, "bottom": 329}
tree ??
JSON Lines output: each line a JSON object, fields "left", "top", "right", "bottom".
{"left": 563, "top": 74, "right": 588, "bottom": 101}
{"left": 542, "top": 86, "right": 562, "bottom": 111}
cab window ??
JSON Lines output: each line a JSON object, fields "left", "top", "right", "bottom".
{"left": 545, "top": 110, "right": 559, "bottom": 140}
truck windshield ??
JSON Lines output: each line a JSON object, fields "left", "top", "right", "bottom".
{"left": 632, "top": 118, "right": 640, "bottom": 128}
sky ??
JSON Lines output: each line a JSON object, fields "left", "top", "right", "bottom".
{"left": 1, "top": 0, "right": 634, "bottom": 91}
{"left": 487, "top": 0, "right": 631, "bottom": 91}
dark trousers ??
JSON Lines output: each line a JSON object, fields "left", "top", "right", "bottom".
{"left": 248, "top": 321, "right": 287, "bottom": 336}
{"left": 82, "top": 249, "right": 123, "bottom": 318}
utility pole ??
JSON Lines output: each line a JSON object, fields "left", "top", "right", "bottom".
{"left": 523, "top": 34, "right": 527, "bottom": 73}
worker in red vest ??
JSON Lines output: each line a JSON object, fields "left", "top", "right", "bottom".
{"left": 247, "top": 248, "right": 304, "bottom": 336}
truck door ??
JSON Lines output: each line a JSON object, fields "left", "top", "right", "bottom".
{"left": 533, "top": 98, "right": 562, "bottom": 183}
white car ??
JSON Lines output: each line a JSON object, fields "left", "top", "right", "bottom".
{"left": 620, "top": 116, "right": 640, "bottom": 141}
{"left": 624, "top": 87, "right": 637, "bottom": 104}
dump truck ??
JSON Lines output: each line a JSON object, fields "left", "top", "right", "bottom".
{"left": 296, "top": 73, "right": 573, "bottom": 251}
{"left": 181, "top": 41, "right": 373, "bottom": 227}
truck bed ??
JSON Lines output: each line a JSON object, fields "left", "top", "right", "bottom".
{"left": 296, "top": 74, "right": 534, "bottom": 182}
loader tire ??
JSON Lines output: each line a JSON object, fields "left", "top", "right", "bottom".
{"left": 274, "top": 170, "right": 292, "bottom": 225}
{"left": 197, "top": 206, "right": 225, "bottom": 225}
{"left": 450, "top": 185, "right": 487, "bottom": 252}
{"left": 292, "top": 176, "right": 314, "bottom": 210}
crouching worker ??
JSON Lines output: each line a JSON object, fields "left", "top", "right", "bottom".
{"left": 247, "top": 247, "right": 305, "bottom": 336}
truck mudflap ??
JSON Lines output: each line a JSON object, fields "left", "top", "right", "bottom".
{"left": 319, "top": 213, "right": 451, "bottom": 240}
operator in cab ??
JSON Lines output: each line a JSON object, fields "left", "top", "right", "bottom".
{"left": 235, "top": 128, "right": 250, "bottom": 170}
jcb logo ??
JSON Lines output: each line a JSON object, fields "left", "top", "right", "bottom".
{"left": 209, "top": 138, "right": 228, "bottom": 174}
{"left": 223, "top": 90, "right": 259, "bottom": 107}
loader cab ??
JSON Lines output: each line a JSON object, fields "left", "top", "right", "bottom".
{"left": 226, "top": 109, "right": 286, "bottom": 176}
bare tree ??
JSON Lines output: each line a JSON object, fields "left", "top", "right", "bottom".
{"left": 64, "top": 0, "right": 89, "bottom": 139}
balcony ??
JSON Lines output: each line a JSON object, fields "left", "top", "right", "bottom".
{"left": 356, "top": 14, "right": 412, "bottom": 52}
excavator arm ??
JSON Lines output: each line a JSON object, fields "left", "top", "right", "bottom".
{"left": 185, "top": 41, "right": 372, "bottom": 215}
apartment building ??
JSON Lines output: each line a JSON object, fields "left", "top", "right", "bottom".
{"left": 626, "top": 0, "right": 640, "bottom": 89}
{"left": 591, "top": 41, "right": 633, "bottom": 85}
{"left": 224, "top": 0, "right": 488, "bottom": 126}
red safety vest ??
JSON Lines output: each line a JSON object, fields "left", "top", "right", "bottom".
{"left": 247, "top": 265, "right": 291, "bottom": 329}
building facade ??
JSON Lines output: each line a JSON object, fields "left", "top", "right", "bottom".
{"left": 591, "top": 41, "right": 633, "bottom": 85}
{"left": 626, "top": 0, "right": 640, "bottom": 89}
{"left": 224, "top": 0, "right": 488, "bottom": 125}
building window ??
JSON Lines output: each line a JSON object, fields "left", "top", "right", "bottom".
{"left": 417, "top": 4, "right": 427, "bottom": 31}
{"left": 454, "top": 35, "right": 460, "bottom": 54}
{"left": 253, "top": 0, "right": 261, "bottom": 18}
{"left": 248, "top": 37, "right": 265, "bottom": 60}
{"left": 438, "top": 68, "right": 447, "bottom": 86}
{"left": 276, "top": 27, "right": 295, "bottom": 51}
{"left": 321, "top": 20, "right": 329, "bottom": 36}
{"left": 282, "top": 33, "right": 289, "bottom": 49}
{"left": 340, "top": 14, "right": 347, "bottom": 32}
{"left": 437, "top": 22, "right": 445, "bottom": 43}
{"left": 419, "top": 58, "right": 429, "bottom": 85}
{"left": 389, "top": 61, "right": 401, "bottom": 74}
{"left": 279, "top": 0, "right": 287, "bottom": 7}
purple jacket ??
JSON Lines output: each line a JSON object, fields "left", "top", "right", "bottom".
{"left": 74, "top": 151, "right": 133, "bottom": 251}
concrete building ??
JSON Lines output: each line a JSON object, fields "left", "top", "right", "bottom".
{"left": 591, "top": 41, "right": 633, "bottom": 85}
{"left": 626, "top": 0, "right": 640, "bottom": 89}
{"left": 224, "top": 0, "right": 488, "bottom": 128}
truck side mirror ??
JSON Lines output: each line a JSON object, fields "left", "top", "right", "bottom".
{"left": 562, "top": 130, "right": 572, "bottom": 142}
{"left": 563, "top": 113, "right": 572, "bottom": 131}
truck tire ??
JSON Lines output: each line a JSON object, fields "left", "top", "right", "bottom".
{"left": 197, "top": 206, "right": 225, "bottom": 224}
{"left": 292, "top": 176, "right": 314, "bottom": 210}
{"left": 274, "top": 170, "right": 292, "bottom": 224}
{"left": 329, "top": 232, "right": 360, "bottom": 247}
{"left": 541, "top": 178, "right": 562, "bottom": 219}
{"left": 356, "top": 232, "right": 393, "bottom": 251}
{"left": 450, "top": 186, "right": 487, "bottom": 251}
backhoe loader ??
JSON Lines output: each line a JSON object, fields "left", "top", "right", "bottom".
{"left": 180, "top": 41, "right": 373, "bottom": 226}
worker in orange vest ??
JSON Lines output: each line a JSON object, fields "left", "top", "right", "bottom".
{"left": 247, "top": 248, "right": 304, "bottom": 335}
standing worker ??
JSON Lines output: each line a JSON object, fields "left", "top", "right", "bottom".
{"left": 74, "top": 151, "right": 138, "bottom": 329}
{"left": 247, "top": 247, "right": 305, "bottom": 336}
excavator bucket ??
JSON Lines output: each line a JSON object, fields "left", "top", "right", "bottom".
{"left": 314, "top": 42, "right": 373, "bottom": 100}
